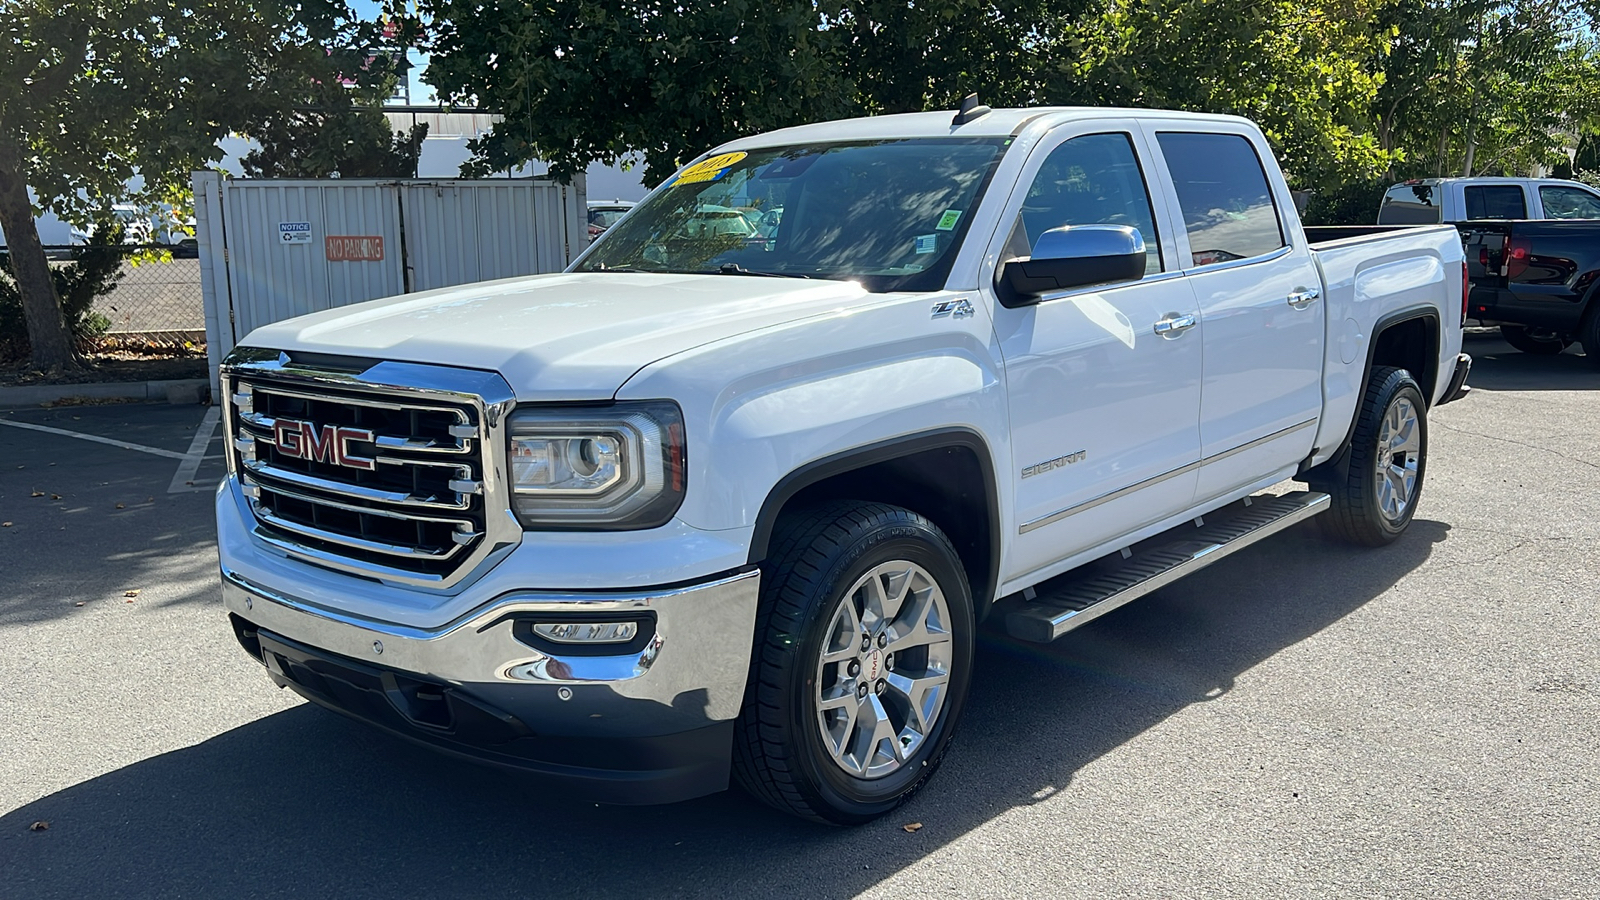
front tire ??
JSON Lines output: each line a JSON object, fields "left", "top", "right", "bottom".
{"left": 1500, "top": 324, "right": 1571, "bottom": 356}
{"left": 733, "top": 502, "right": 975, "bottom": 824}
{"left": 1308, "top": 366, "right": 1428, "bottom": 547}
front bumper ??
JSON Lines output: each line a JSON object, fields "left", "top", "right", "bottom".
{"left": 223, "top": 567, "right": 760, "bottom": 804}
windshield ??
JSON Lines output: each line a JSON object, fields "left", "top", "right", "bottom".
{"left": 576, "top": 138, "right": 1011, "bottom": 291}
{"left": 588, "top": 208, "right": 631, "bottom": 229}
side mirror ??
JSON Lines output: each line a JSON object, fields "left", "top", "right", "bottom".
{"left": 997, "top": 225, "right": 1146, "bottom": 304}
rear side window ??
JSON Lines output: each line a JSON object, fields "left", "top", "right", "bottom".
{"left": 1378, "top": 183, "right": 1441, "bottom": 224}
{"left": 1156, "top": 132, "right": 1285, "bottom": 266}
{"left": 1463, "top": 185, "right": 1527, "bottom": 220}
{"left": 1539, "top": 185, "right": 1600, "bottom": 219}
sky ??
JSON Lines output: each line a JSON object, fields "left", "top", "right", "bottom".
{"left": 351, "top": 0, "right": 437, "bottom": 105}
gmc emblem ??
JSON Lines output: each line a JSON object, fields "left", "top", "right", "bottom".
{"left": 273, "top": 418, "right": 377, "bottom": 471}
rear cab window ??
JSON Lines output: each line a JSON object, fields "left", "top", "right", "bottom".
{"left": 1154, "top": 132, "right": 1285, "bottom": 267}
{"left": 1463, "top": 185, "right": 1528, "bottom": 220}
{"left": 1378, "top": 183, "right": 1442, "bottom": 224}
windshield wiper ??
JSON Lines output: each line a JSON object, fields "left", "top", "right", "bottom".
{"left": 587, "top": 263, "right": 663, "bottom": 273}
{"left": 716, "top": 263, "right": 811, "bottom": 279}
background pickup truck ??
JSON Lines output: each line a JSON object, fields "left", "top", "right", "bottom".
{"left": 1310, "top": 176, "right": 1600, "bottom": 361}
{"left": 217, "top": 103, "right": 1469, "bottom": 825}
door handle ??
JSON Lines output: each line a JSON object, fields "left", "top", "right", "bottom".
{"left": 1287, "top": 288, "right": 1321, "bottom": 309}
{"left": 1153, "top": 313, "right": 1197, "bottom": 338}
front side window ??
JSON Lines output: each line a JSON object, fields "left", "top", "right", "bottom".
{"left": 1007, "top": 132, "right": 1163, "bottom": 276}
{"left": 577, "top": 138, "right": 1009, "bottom": 292}
{"left": 1156, "top": 132, "right": 1285, "bottom": 266}
{"left": 1378, "top": 183, "right": 1441, "bottom": 225}
{"left": 1539, "top": 185, "right": 1600, "bottom": 219}
{"left": 1463, "top": 185, "right": 1528, "bottom": 220}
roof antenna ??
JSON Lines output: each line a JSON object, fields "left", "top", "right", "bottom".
{"left": 952, "top": 93, "right": 991, "bottom": 126}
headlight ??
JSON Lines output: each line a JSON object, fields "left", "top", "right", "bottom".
{"left": 506, "top": 402, "right": 686, "bottom": 529}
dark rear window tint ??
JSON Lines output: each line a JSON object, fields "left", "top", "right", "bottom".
{"left": 1155, "top": 132, "right": 1285, "bottom": 266}
{"left": 1378, "top": 184, "right": 1441, "bottom": 225}
{"left": 1463, "top": 186, "right": 1527, "bottom": 220}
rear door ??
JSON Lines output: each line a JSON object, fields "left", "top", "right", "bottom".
{"left": 1143, "top": 127, "right": 1325, "bottom": 503}
{"left": 981, "top": 122, "right": 1203, "bottom": 582}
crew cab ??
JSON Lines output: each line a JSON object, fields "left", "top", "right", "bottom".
{"left": 1377, "top": 177, "right": 1600, "bottom": 225}
{"left": 217, "top": 104, "right": 1469, "bottom": 825}
{"left": 1315, "top": 177, "right": 1600, "bottom": 360}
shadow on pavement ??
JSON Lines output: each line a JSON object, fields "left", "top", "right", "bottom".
{"left": 0, "top": 404, "right": 220, "bottom": 627}
{"left": 0, "top": 518, "right": 1448, "bottom": 900}
{"left": 1462, "top": 332, "right": 1600, "bottom": 392}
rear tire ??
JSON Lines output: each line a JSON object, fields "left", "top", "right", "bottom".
{"left": 1307, "top": 366, "right": 1428, "bottom": 547}
{"left": 733, "top": 501, "right": 975, "bottom": 824}
{"left": 1500, "top": 324, "right": 1571, "bottom": 355}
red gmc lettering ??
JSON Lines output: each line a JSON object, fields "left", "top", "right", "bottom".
{"left": 272, "top": 418, "right": 376, "bottom": 471}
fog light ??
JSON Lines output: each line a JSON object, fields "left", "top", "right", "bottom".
{"left": 531, "top": 621, "right": 639, "bottom": 644}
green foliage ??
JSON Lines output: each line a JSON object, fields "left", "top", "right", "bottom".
{"left": 1373, "top": 1, "right": 1600, "bottom": 178}
{"left": 243, "top": 110, "right": 428, "bottom": 179}
{"left": 0, "top": 225, "right": 125, "bottom": 362}
{"left": 413, "top": 0, "right": 1600, "bottom": 224}
{"left": 1303, "top": 180, "right": 1389, "bottom": 226}
{"left": 1043, "top": 1, "right": 1398, "bottom": 189}
{"left": 0, "top": 0, "right": 415, "bottom": 367}
{"left": 413, "top": 0, "right": 1395, "bottom": 189}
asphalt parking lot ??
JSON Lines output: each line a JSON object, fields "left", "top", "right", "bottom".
{"left": 2, "top": 333, "right": 1597, "bottom": 899}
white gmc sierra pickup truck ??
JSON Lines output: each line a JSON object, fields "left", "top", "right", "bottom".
{"left": 217, "top": 103, "right": 1471, "bottom": 824}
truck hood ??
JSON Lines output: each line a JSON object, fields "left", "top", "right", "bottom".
{"left": 242, "top": 272, "right": 875, "bottom": 399}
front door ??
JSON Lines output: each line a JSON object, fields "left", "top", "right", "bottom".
{"left": 1146, "top": 128, "right": 1325, "bottom": 501}
{"left": 984, "top": 126, "right": 1204, "bottom": 584}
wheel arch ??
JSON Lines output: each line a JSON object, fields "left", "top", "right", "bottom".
{"left": 746, "top": 428, "right": 1002, "bottom": 611}
{"left": 1310, "top": 305, "right": 1440, "bottom": 475}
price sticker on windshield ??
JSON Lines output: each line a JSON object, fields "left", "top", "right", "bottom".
{"left": 672, "top": 152, "right": 747, "bottom": 186}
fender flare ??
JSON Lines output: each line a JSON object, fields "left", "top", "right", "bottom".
{"left": 1312, "top": 305, "right": 1441, "bottom": 473}
{"left": 745, "top": 427, "right": 1003, "bottom": 606}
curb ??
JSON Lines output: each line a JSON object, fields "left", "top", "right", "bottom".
{"left": 0, "top": 378, "right": 211, "bottom": 409}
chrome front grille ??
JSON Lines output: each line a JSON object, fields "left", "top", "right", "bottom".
{"left": 221, "top": 350, "right": 518, "bottom": 589}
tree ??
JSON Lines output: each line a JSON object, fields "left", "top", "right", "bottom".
{"left": 241, "top": 42, "right": 426, "bottom": 179}
{"left": 414, "top": 0, "right": 1392, "bottom": 192}
{"left": 0, "top": 1, "right": 408, "bottom": 371}
{"left": 416, "top": 1, "right": 862, "bottom": 184}
{"left": 1041, "top": 0, "right": 1398, "bottom": 189}
{"left": 1373, "top": 1, "right": 1600, "bottom": 178}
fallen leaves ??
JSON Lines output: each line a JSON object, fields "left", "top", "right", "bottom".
{"left": 114, "top": 503, "right": 124, "bottom": 509}
{"left": 29, "top": 821, "right": 48, "bottom": 831}
{"left": 1, "top": 522, "right": 12, "bottom": 528}
{"left": 30, "top": 490, "right": 44, "bottom": 497}
{"left": 123, "top": 589, "right": 140, "bottom": 598}
{"left": 902, "top": 822, "right": 923, "bottom": 833}
{"left": 51, "top": 494, "right": 60, "bottom": 500}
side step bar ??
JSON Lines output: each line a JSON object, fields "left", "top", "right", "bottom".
{"left": 1005, "top": 491, "right": 1330, "bottom": 643}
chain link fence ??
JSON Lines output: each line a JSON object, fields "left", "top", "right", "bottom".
{"left": 42, "top": 244, "right": 206, "bottom": 343}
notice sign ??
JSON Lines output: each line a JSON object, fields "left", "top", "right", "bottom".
{"left": 325, "top": 235, "right": 384, "bottom": 262}
{"left": 278, "top": 222, "right": 312, "bottom": 245}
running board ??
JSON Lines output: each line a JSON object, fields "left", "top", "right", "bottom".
{"left": 1004, "top": 491, "right": 1330, "bottom": 643}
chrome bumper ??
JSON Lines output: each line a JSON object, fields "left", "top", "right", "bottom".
{"left": 222, "top": 567, "right": 760, "bottom": 737}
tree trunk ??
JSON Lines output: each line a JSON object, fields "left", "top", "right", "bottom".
{"left": 0, "top": 138, "right": 77, "bottom": 371}
{"left": 1462, "top": 122, "right": 1477, "bottom": 176}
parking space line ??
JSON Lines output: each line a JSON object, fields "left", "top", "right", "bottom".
{"left": 0, "top": 418, "right": 191, "bottom": 460}
{"left": 168, "top": 406, "right": 222, "bottom": 494}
